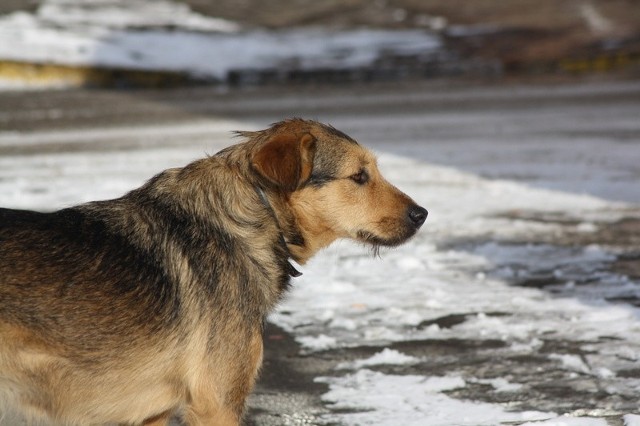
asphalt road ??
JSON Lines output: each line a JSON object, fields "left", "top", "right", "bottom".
{"left": 1, "top": 78, "right": 640, "bottom": 425}
{"left": 2, "top": 78, "right": 639, "bottom": 202}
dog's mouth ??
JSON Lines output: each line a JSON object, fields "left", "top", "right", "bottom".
{"left": 355, "top": 206, "right": 427, "bottom": 250}
{"left": 356, "top": 227, "right": 418, "bottom": 249}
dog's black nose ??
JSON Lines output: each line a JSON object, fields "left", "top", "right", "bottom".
{"left": 407, "top": 205, "right": 428, "bottom": 228}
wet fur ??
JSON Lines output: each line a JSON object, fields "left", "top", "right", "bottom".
{"left": 0, "top": 119, "right": 425, "bottom": 425}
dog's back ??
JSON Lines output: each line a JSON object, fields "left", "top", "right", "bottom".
{"left": 0, "top": 205, "right": 186, "bottom": 423}
{"left": 0, "top": 205, "right": 181, "bottom": 342}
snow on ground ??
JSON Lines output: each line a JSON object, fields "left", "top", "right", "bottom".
{"left": 317, "top": 371, "right": 553, "bottom": 426}
{"left": 271, "top": 154, "right": 640, "bottom": 423}
{"left": 1, "top": 118, "right": 639, "bottom": 424}
{"left": 336, "top": 348, "right": 421, "bottom": 370}
{"left": 521, "top": 417, "right": 608, "bottom": 426}
{"left": 0, "top": 0, "right": 440, "bottom": 86}
{"left": 272, "top": 156, "right": 635, "bottom": 348}
{"left": 625, "top": 414, "right": 640, "bottom": 426}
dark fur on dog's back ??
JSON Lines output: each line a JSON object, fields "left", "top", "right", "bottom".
{"left": 1, "top": 206, "right": 177, "bottom": 339}
{"left": 0, "top": 119, "right": 426, "bottom": 425}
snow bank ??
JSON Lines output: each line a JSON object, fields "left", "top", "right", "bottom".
{"left": 0, "top": 0, "right": 441, "bottom": 84}
{"left": 36, "top": 0, "right": 239, "bottom": 32}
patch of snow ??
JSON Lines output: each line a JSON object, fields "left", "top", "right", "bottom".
{"left": 471, "top": 377, "right": 523, "bottom": 393}
{"left": 548, "top": 354, "right": 591, "bottom": 375}
{"left": 337, "top": 348, "right": 421, "bottom": 370}
{"left": 595, "top": 367, "right": 615, "bottom": 379}
{"left": 396, "top": 256, "right": 425, "bottom": 270}
{"left": 510, "top": 337, "right": 544, "bottom": 353}
{"left": 521, "top": 415, "right": 608, "bottom": 426}
{"left": 296, "top": 334, "right": 337, "bottom": 352}
{"left": 625, "top": 414, "right": 640, "bottom": 426}
{"left": 37, "top": 0, "right": 240, "bottom": 32}
{"left": 580, "top": 4, "right": 614, "bottom": 35}
{"left": 576, "top": 222, "right": 598, "bottom": 233}
{"left": 317, "top": 369, "right": 553, "bottom": 426}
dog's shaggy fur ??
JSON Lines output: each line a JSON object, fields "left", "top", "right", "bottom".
{"left": 0, "top": 119, "right": 427, "bottom": 425}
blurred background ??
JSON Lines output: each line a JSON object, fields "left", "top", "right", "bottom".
{"left": 1, "top": 2, "right": 640, "bottom": 426}
{"left": 0, "top": 0, "right": 639, "bottom": 88}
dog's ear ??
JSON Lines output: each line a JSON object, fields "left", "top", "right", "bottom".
{"left": 252, "top": 133, "right": 316, "bottom": 191}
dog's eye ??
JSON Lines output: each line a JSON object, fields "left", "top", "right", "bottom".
{"left": 350, "top": 170, "right": 369, "bottom": 185}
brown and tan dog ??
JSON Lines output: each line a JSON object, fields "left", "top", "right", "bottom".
{"left": 0, "top": 119, "right": 427, "bottom": 425}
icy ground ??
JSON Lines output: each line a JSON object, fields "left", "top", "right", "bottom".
{"left": 0, "top": 107, "right": 639, "bottom": 425}
{"left": 276, "top": 158, "right": 640, "bottom": 425}
{"left": 0, "top": 0, "right": 440, "bottom": 88}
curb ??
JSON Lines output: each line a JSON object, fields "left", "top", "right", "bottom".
{"left": 0, "top": 57, "right": 502, "bottom": 90}
{"left": 1, "top": 51, "right": 638, "bottom": 90}
{"left": 0, "top": 61, "right": 196, "bottom": 89}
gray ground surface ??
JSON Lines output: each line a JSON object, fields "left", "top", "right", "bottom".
{"left": 1, "top": 79, "right": 639, "bottom": 425}
{"left": 2, "top": 78, "right": 639, "bottom": 202}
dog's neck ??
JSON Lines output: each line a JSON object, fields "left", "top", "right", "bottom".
{"left": 255, "top": 187, "right": 303, "bottom": 278}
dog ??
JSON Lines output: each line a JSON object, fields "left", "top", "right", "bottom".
{"left": 0, "top": 118, "right": 427, "bottom": 425}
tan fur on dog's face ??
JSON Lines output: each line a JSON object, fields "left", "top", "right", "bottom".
{"left": 291, "top": 139, "right": 422, "bottom": 254}
{"left": 249, "top": 119, "right": 427, "bottom": 262}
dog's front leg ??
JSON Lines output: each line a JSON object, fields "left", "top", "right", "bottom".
{"left": 183, "top": 399, "right": 240, "bottom": 426}
{"left": 185, "top": 350, "right": 263, "bottom": 425}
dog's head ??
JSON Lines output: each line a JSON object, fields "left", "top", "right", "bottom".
{"left": 248, "top": 119, "right": 427, "bottom": 263}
